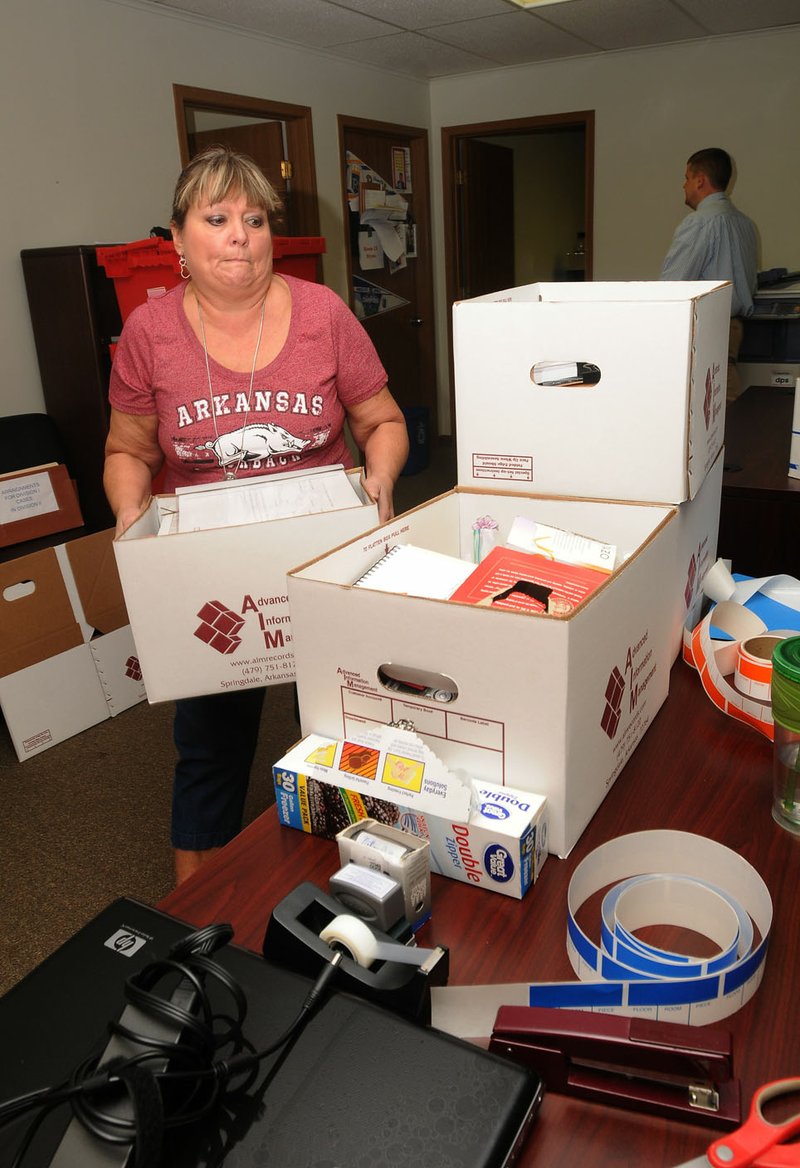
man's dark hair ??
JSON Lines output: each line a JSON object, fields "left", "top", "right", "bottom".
{"left": 687, "top": 148, "right": 732, "bottom": 192}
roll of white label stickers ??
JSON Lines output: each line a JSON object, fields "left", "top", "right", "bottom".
{"left": 734, "top": 635, "right": 783, "bottom": 702}
{"left": 683, "top": 562, "right": 800, "bottom": 740}
{"left": 687, "top": 602, "right": 774, "bottom": 739}
{"left": 430, "top": 830, "right": 772, "bottom": 1039}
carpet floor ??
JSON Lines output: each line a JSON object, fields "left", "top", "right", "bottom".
{"left": 0, "top": 444, "right": 456, "bottom": 996}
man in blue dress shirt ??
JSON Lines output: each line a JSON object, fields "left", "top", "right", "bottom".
{"left": 661, "top": 147, "right": 758, "bottom": 401}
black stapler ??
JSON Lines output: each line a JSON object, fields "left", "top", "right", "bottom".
{"left": 489, "top": 1006, "right": 741, "bottom": 1129}
{"left": 263, "top": 882, "right": 449, "bottom": 1023}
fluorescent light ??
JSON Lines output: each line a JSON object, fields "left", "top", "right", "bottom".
{"left": 505, "top": 0, "right": 576, "bottom": 8}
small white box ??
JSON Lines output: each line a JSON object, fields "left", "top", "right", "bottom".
{"left": 113, "top": 469, "right": 378, "bottom": 702}
{"left": 0, "top": 529, "right": 145, "bottom": 760}
{"left": 453, "top": 280, "right": 732, "bottom": 504}
{"left": 790, "top": 379, "right": 800, "bottom": 480}
{"left": 336, "top": 819, "right": 432, "bottom": 926}
{"left": 272, "top": 730, "right": 548, "bottom": 899}
{"left": 287, "top": 489, "right": 677, "bottom": 858}
{"left": 410, "top": 782, "right": 549, "bottom": 899}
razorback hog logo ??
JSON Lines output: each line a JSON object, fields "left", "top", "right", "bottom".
{"left": 199, "top": 423, "right": 310, "bottom": 471}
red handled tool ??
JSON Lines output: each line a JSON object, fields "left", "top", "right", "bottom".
{"left": 675, "top": 1078, "right": 800, "bottom": 1167}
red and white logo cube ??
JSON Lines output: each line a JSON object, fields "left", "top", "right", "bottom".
{"left": 601, "top": 666, "right": 625, "bottom": 739}
{"left": 194, "top": 600, "right": 244, "bottom": 655}
{"left": 124, "top": 655, "right": 142, "bottom": 681}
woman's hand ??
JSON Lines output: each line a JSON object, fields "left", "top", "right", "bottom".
{"left": 360, "top": 470, "right": 397, "bottom": 522}
{"left": 114, "top": 504, "right": 147, "bottom": 537}
{"left": 347, "top": 386, "right": 409, "bottom": 523}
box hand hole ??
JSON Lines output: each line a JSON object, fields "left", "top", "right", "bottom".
{"left": 3, "top": 579, "right": 36, "bottom": 603}
{"left": 531, "top": 360, "right": 601, "bottom": 387}
{"left": 377, "top": 664, "right": 457, "bottom": 704}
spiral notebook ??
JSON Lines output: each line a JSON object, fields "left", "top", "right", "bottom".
{"left": 352, "top": 543, "right": 476, "bottom": 599}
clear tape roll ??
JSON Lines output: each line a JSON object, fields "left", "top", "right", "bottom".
{"left": 430, "top": 830, "right": 773, "bottom": 1039}
{"left": 319, "top": 914, "right": 437, "bottom": 968}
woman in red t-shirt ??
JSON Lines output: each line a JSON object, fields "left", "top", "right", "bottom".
{"left": 105, "top": 146, "right": 408, "bottom": 884}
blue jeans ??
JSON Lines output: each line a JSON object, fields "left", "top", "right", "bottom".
{"left": 171, "top": 688, "right": 266, "bottom": 850}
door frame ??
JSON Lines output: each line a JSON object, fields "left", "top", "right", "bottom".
{"left": 441, "top": 110, "right": 595, "bottom": 429}
{"left": 172, "top": 84, "right": 321, "bottom": 237}
{"left": 337, "top": 114, "right": 438, "bottom": 436}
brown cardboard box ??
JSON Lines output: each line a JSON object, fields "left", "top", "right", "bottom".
{"left": 0, "top": 529, "right": 145, "bottom": 760}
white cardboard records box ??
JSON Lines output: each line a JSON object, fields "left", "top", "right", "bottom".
{"left": 113, "top": 468, "right": 379, "bottom": 702}
{"left": 288, "top": 489, "right": 677, "bottom": 858}
{"left": 454, "top": 280, "right": 732, "bottom": 504}
{"left": 670, "top": 446, "right": 724, "bottom": 661}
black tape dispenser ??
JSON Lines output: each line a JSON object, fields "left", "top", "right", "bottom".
{"left": 262, "top": 882, "right": 449, "bottom": 1023}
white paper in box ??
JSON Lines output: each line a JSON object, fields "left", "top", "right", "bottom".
{"left": 287, "top": 488, "right": 678, "bottom": 858}
{"left": 272, "top": 728, "right": 549, "bottom": 899}
{"left": 112, "top": 469, "right": 378, "bottom": 702}
{"left": 453, "top": 280, "right": 732, "bottom": 504}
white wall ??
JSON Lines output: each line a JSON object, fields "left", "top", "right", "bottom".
{"left": 1, "top": 0, "right": 430, "bottom": 416}
{"left": 430, "top": 27, "right": 800, "bottom": 429}
{"left": 4, "top": 4, "right": 800, "bottom": 436}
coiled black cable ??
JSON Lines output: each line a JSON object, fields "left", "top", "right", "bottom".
{"left": 0, "top": 922, "right": 343, "bottom": 1167}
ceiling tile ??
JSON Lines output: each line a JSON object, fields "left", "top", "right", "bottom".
{"left": 330, "top": 29, "right": 499, "bottom": 77}
{"left": 534, "top": 0, "right": 707, "bottom": 50}
{"left": 141, "top": 0, "right": 800, "bottom": 77}
{"left": 678, "top": 0, "right": 800, "bottom": 36}
{"left": 330, "top": 0, "right": 510, "bottom": 31}
{"left": 426, "top": 11, "right": 599, "bottom": 63}
{"left": 154, "top": 0, "right": 398, "bottom": 46}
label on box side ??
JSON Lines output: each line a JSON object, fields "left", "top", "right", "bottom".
{"left": 0, "top": 471, "right": 59, "bottom": 524}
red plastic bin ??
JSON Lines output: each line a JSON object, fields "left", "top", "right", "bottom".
{"left": 96, "top": 234, "right": 326, "bottom": 323}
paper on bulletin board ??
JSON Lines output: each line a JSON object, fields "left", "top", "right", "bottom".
{"left": 391, "top": 145, "right": 412, "bottom": 193}
{"left": 360, "top": 190, "right": 408, "bottom": 263}
{"left": 346, "top": 151, "right": 387, "bottom": 212}
{"left": 358, "top": 230, "right": 383, "bottom": 271}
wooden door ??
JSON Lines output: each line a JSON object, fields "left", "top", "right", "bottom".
{"left": 459, "top": 139, "right": 515, "bottom": 297}
{"left": 191, "top": 121, "right": 292, "bottom": 233}
{"left": 339, "top": 117, "right": 437, "bottom": 435}
{"left": 173, "top": 86, "right": 320, "bottom": 238}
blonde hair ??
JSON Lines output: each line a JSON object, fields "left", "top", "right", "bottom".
{"left": 171, "top": 145, "right": 282, "bottom": 227}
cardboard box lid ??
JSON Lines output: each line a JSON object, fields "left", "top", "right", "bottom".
{"left": 456, "top": 278, "right": 729, "bottom": 307}
{"left": 64, "top": 529, "right": 129, "bottom": 635}
{"left": 0, "top": 464, "right": 83, "bottom": 548}
{"left": 0, "top": 549, "right": 82, "bottom": 677}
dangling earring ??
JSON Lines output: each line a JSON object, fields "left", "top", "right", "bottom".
{"left": 179, "top": 254, "right": 190, "bottom": 280}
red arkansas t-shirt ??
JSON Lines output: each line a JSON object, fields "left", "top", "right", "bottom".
{"left": 109, "top": 275, "right": 387, "bottom": 490}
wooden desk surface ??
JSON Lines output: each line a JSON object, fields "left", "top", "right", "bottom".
{"left": 159, "top": 663, "right": 800, "bottom": 1168}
